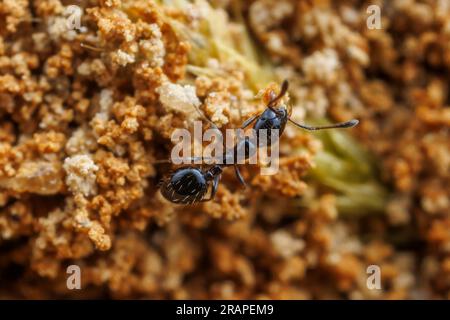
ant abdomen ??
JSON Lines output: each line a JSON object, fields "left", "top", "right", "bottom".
{"left": 160, "top": 167, "right": 208, "bottom": 204}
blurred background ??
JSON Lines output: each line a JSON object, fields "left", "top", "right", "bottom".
{"left": 0, "top": 0, "right": 449, "bottom": 299}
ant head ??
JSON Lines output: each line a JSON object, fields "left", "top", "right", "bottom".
{"left": 264, "top": 80, "right": 359, "bottom": 132}
{"left": 267, "top": 80, "right": 291, "bottom": 116}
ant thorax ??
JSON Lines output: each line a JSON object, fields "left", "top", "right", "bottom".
{"left": 254, "top": 107, "right": 288, "bottom": 134}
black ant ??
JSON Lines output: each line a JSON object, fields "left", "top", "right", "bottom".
{"left": 160, "top": 80, "right": 358, "bottom": 205}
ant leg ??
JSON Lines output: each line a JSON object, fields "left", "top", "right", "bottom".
{"left": 184, "top": 156, "right": 212, "bottom": 163}
{"left": 234, "top": 165, "right": 247, "bottom": 188}
{"left": 201, "top": 174, "right": 221, "bottom": 202}
{"left": 153, "top": 156, "right": 221, "bottom": 164}
{"left": 241, "top": 115, "right": 257, "bottom": 129}
{"left": 210, "top": 174, "right": 221, "bottom": 199}
{"left": 190, "top": 102, "right": 221, "bottom": 133}
{"left": 80, "top": 43, "right": 104, "bottom": 52}
{"left": 236, "top": 101, "right": 243, "bottom": 124}
{"left": 152, "top": 159, "right": 172, "bottom": 164}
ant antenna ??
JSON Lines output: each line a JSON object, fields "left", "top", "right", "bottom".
{"left": 80, "top": 43, "right": 104, "bottom": 52}
{"left": 268, "top": 79, "right": 289, "bottom": 107}
{"left": 190, "top": 100, "right": 221, "bottom": 132}
{"left": 22, "top": 17, "right": 42, "bottom": 23}
{"left": 288, "top": 118, "right": 359, "bottom": 131}
{"left": 152, "top": 159, "right": 173, "bottom": 164}
{"left": 152, "top": 156, "right": 218, "bottom": 164}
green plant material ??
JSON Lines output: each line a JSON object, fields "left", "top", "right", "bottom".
{"left": 160, "top": 0, "right": 274, "bottom": 90}
{"left": 307, "top": 126, "right": 389, "bottom": 216}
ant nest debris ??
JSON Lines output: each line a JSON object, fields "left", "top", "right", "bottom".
{"left": 0, "top": 0, "right": 449, "bottom": 299}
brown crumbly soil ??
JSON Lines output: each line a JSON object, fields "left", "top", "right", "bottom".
{"left": 0, "top": 0, "right": 448, "bottom": 299}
